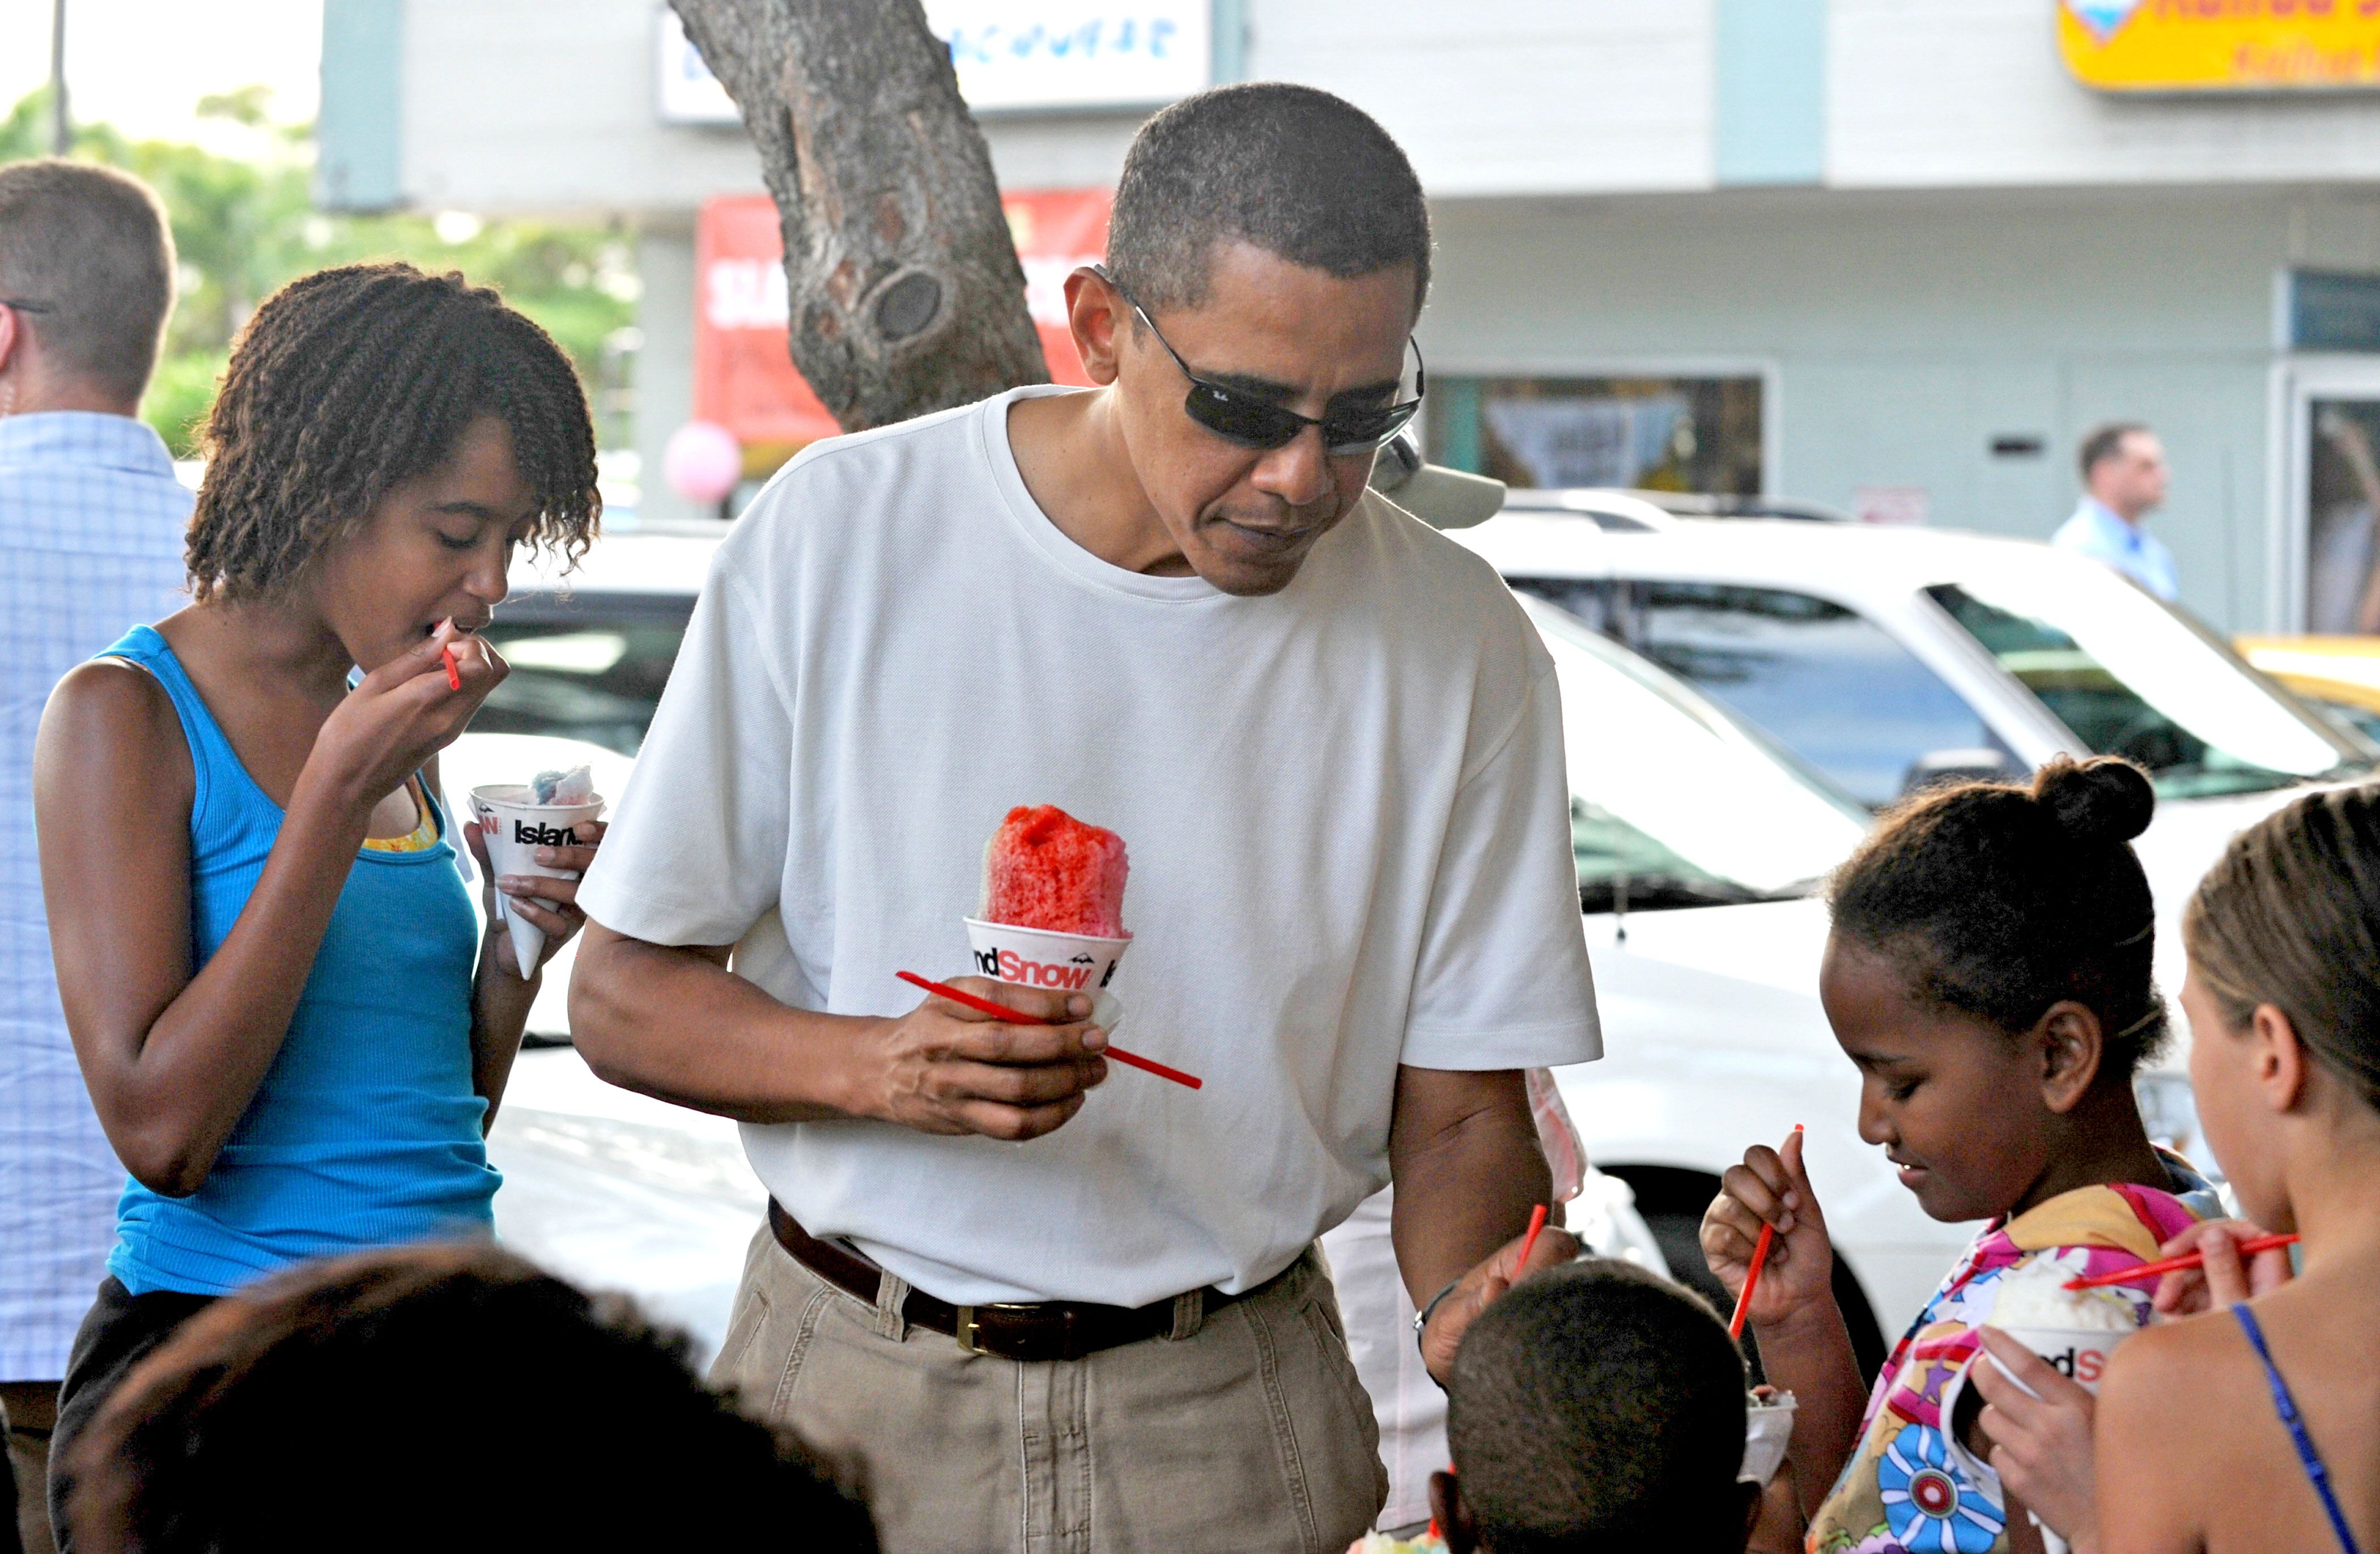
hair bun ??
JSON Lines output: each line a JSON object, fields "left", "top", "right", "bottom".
{"left": 2033, "top": 756, "right": 2154, "bottom": 844}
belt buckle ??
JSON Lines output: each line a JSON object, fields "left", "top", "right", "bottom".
{"left": 953, "top": 1302, "right": 1036, "bottom": 1355}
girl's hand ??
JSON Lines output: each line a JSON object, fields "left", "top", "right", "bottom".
{"left": 305, "top": 623, "right": 507, "bottom": 816}
{"left": 466, "top": 820, "right": 605, "bottom": 977}
{"left": 2149, "top": 1218, "right": 2292, "bottom": 1319}
{"left": 1702, "top": 1127, "right": 1833, "bottom": 1331}
{"left": 1972, "top": 1327, "right": 2097, "bottom": 1545}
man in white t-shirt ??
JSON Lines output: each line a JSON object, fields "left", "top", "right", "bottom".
{"left": 572, "top": 83, "right": 1600, "bottom": 1553}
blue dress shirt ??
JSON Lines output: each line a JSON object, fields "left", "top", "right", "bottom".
{"left": 2051, "top": 497, "right": 2179, "bottom": 601}
{"left": 0, "top": 412, "right": 191, "bottom": 1377}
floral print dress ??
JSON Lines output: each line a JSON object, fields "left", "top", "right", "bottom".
{"left": 1807, "top": 1155, "right": 2220, "bottom": 1554}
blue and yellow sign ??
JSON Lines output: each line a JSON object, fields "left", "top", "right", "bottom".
{"left": 2060, "top": 1, "right": 2380, "bottom": 91}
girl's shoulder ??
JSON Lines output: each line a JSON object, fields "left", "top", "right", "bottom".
{"left": 41, "top": 652, "right": 193, "bottom": 793}
{"left": 1999, "top": 1166, "right": 2218, "bottom": 1264}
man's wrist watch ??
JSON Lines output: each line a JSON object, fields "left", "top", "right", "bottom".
{"left": 1412, "top": 1277, "right": 1462, "bottom": 1357}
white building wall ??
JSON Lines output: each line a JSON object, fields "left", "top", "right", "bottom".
{"left": 1831, "top": 0, "right": 2380, "bottom": 188}
{"left": 1429, "top": 186, "right": 2380, "bottom": 630}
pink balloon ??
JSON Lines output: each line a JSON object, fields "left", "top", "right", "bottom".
{"left": 665, "top": 420, "right": 742, "bottom": 504}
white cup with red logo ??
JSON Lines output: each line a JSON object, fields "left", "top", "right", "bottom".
{"left": 1940, "top": 1323, "right": 2134, "bottom": 1554}
{"left": 470, "top": 784, "right": 605, "bottom": 978}
{"left": 961, "top": 917, "right": 1129, "bottom": 1031}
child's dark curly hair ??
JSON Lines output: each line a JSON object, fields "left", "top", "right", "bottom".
{"left": 186, "top": 261, "right": 600, "bottom": 602}
{"left": 1827, "top": 756, "right": 2168, "bottom": 1077}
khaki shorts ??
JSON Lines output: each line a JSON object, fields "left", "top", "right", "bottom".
{"left": 711, "top": 1225, "right": 1387, "bottom": 1554}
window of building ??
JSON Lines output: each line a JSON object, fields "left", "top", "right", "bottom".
{"left": 1426, "top": 375, "right": 1764, "bottom": 494}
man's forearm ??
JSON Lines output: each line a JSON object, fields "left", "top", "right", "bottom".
{"left": 569, "top": 922, "right": 871, "bottom": 1123}
{"left": 1388, "top": 1068, "right": 1549, "bottom": 1307}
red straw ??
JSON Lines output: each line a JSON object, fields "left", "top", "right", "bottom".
{"left": 1515, "top": 1201, "right": 1549, "bottom": 1272}
{"left": 1729, "top": 1124, "right": 1803, "bottom": 1340}
{"left": 2064, "top": 1231, "right": 2298, "bottom": 1290}
{"left": 441, "top": 643, "right": 462, "bottom": 691}
{"left": 895, "top": 970, "right": 1202, "bottom": 1090}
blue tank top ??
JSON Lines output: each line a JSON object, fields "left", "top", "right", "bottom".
{"left": 100, "top": 625, "right": 498, "bottom": 1297}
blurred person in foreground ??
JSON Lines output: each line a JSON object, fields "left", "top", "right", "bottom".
{"left": 570, "top": 81, "right": 1599, "bottom": 1552}
{"left": 2051, "top": 422, "right": 2177, "bottom": 601}
{"left": 60, "top": 1243, "right": 878, "bottom": 1554}
{"left": 1352, "top": 1259, "right": 1764, "bottom": 1554}
{"left": 0, "top": 159, "right": 191, "bottom": 1554}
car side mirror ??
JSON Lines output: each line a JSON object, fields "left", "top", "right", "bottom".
{"left": 1901, "top": 748, "right": 2021, "bottom": 794}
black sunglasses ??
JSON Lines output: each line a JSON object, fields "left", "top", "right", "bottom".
{"left": 1093, "top": 266, "right": 1424, "bottom": 457}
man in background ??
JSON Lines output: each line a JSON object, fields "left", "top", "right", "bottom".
{"left": 2051, "top": 421, "right": 2178, "bottom": 600}
{"left": 0, "top": 159, "right": 190, "bottom": 1554}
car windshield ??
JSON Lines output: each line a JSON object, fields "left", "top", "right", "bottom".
{"left": 1521, "top": 596, "right": 1870, "bottom": 910}
{"left": 475, "top": 593, "right": 695, "bottom": 755}
{"left": 1925, "top": 575, "right": 2370, "bottom": 799}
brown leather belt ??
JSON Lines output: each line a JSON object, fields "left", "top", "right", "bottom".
{"left": 767, "top": 1199, "right": 1263, "bottom": 1363}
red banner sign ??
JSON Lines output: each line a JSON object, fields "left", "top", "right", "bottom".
{"left": 694, "top": 187, "right": 1113, "bottom": 449}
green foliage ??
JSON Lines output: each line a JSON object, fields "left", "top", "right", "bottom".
{"left": 2, "top": 87, "right": 636, "bottom": 458}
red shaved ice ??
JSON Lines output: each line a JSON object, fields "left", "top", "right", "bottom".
{"left": 980, "top": 805, "right": 1130, "bottom": 939}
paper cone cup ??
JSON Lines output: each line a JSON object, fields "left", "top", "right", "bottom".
{"left": 1740, "top": 1391, "right": 1796, "bottom": 1485}
{"left": 962, "top": 918, "right": 1129, "bottom": 998}
{"left": 1988, "top": 1322, "right": 2130, "bottom": 1394}
{"left": 471, "top": 784, "right": 604, "bottom": 979}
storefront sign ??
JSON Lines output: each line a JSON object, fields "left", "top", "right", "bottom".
{"left": 658, "top": 2, "right": 1210, "bottom": 125}
{"left": 2283, "top": 269, "right": 2380, "bottom": 353}
{"left": 694, "top": 188, "right": 1111, "bottom": 448}
{"left": 2059, "top": 1, "right": 2380, "bottom": 92}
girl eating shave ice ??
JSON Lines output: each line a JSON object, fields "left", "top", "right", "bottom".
{"left": 2084, "top": 788, "right": 2380, "bottom": 1554}
{"left": 32, "top": 262, "right": 602, "bottom": 1520}
{"left": 1701, "top": 757, "right": 2220, "bottom": 1554}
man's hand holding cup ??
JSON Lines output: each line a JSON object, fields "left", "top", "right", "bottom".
{"left": 858, "top": 977, "right": 1110, "bottom": 1143}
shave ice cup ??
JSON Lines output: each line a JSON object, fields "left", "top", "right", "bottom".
{"left": 1940, "top": 1271, "right": 2141, "bottom": 1554}
{"left": 962, "top": 917, "right": 1130, "bottom": 1032}
{"left": 471, "top": 783, "right": 605, "bottom": 979}
{"left": 1740, "top": 1390, "right": 1796, "bottom": 1485}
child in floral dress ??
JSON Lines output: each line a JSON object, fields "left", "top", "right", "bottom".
{"left": 1701, "top": 758, "right": 2220, "bottom": 1554}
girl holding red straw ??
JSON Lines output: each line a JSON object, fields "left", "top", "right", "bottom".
{"left": 1700, "top": 758, "right": 2221, "bottom": 1554}
{"left": 32, "top": 261, "right": 602, "bottom": 1535}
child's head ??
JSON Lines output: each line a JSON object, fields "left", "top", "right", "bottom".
{"left": 185, "top": 261, "right": 600, "bottom": 669}
{"left": 65, "top": 1242, "right": 878, "bottom": 1553}
{"left": 1821, "top": 756, "right": 2165, "bottom": 1222}
{"left": 1435, "top": 1259, "right": 1756, "bottom": 1554}
{"left": 2182, "top": 783, "right": 2380, "bottom": 1229}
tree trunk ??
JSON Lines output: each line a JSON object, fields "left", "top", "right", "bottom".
{"left": 670, "top": 0, "right": 1049, "bottom": 432}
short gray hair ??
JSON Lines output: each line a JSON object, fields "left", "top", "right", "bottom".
{"left": 0, "top": 159, "right": 176, "bottom": 402}
{"left": 1106, "top": 83, "right": 1430, "bottom": 318}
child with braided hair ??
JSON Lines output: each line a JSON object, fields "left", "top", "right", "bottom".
{"left": 1701, "top": 757, "right": 2221, "bottom": 1554}
{"left": 32, "top": 261, "right": 602, "bottom": 1543}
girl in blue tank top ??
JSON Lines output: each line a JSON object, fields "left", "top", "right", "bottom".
{"left": 2079, "top": 787, "right": 2380, "bottom": 1553}
{"left": 33, "top": 263, "right": 602, "bottom": 1525}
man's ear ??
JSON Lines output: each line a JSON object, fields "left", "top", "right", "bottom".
{"left": 1430, "top": 1469, "right": 1480, "bottom": 1554}
{"left": 1064, "top": 266, "right": 1128, "bottom": 387}
{"left": 2035, "top": 1000, "right": 2105, "bottom": 1115}
{"left": 0, "top": 302, "right": 19, "bottom": 378}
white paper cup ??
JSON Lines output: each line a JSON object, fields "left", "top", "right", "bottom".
{"left": 962, "top": 917, "right": 1129, "bottom": 997}
{"left": 1939, "top": 1323, "right": 2134, "bottom": 1554}
{"left": 471, "top": 784, "right": 605, "bottom": 979}
{"left": 1740, "top": 1390, "right": 1796, "bottom": 1485}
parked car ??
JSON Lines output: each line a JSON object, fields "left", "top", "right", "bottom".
{"left": 2234, "top": 633, "right": 2380, "bottom": 745}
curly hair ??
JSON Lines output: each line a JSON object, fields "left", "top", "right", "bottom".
{"left": 186, "top": 262, "right": 600, "bottom": 601}
{"left": 1827, "top": 755, "right": 2170, "bottom": 1077}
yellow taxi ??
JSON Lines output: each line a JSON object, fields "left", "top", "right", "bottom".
{"left": 2236, "top": 636, "right": 2380, "bottom": 745}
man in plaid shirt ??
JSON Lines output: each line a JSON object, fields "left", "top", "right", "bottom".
{"left": 0, "top": 160, "right": 189, "bottom": 1554}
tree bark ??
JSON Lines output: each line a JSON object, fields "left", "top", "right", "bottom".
{"left": 670, "top": 0, "right": 1049, "bottom": 432}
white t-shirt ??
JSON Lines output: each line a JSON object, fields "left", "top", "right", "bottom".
{"left": 576, "top": 386, "right": 1601, "bottom": 1307}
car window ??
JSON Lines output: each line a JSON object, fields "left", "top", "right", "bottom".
{"left": 477, "top": 593, "right": 695, "bottom": 755}
{"left": 1927, "top": 578, "right": 2362, "bottom": 798}
{"left": 1521, "top": 596, "right": 1869, "bottom": 908}
{"left": 1515, "top": 578, "right": 2004, "bottom": 809}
